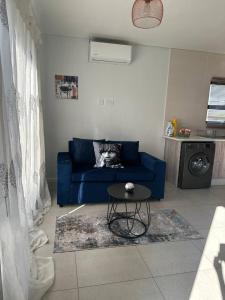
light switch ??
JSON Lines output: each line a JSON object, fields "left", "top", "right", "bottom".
{"left": 98, "top": 98, "right": 105, "bottom": 105}
{"left": 106, "top": 97, "right": 114, "bottom": 105}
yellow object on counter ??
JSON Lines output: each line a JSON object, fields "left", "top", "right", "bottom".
{"left": 171, "top": 118, "right": 177, "bottom": 136}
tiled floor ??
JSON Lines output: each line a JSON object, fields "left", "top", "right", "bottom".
{"left": 38, "top": 182, "right": 225, "bottom": 300}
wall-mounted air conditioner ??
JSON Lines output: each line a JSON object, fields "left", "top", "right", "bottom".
{"left": 89, "top": 41, "right": 132, "bottom": 64}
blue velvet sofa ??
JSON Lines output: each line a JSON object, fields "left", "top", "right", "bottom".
{"left": 57, "top": 138, "right": 166, "bottom": 206}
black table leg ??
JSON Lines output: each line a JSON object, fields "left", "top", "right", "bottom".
{"left": 107, "top": 198, "right": 151, "bottom": 239}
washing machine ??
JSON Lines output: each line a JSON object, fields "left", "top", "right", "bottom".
{"left": 178, "top": 142, "right": 215, "bottom": 189}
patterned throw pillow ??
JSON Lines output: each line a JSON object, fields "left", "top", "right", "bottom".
{"left": 93, "top": 142, "right": 124, "bottom": 168}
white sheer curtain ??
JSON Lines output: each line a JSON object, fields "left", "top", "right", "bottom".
{"left": 0, "top": 0, "right": 54, "bottom": 299}
{"left": 7, "top": 0, "right": 51, "bottom": 225}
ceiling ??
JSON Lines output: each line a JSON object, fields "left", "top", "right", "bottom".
{"left": 34, "top": 0, "right": 225, "bottom": 54}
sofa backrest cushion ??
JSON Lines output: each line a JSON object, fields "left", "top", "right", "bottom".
{"left": 107, "top": 140, "right": 139, "bottom": 165}
{"left": 72, "top": 138, "right": 105, "bottom": 165}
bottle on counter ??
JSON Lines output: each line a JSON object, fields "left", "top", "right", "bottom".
{"left": 165, "top": 121, "right": 174, "bottom": 137}
{"left": 171, "top": 118, "right": 177, "bottom": 136}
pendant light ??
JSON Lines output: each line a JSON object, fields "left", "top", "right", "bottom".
{"left": 132, "top": 0, "right": 163, "bottom": 29}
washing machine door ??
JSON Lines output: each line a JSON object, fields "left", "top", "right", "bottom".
{"left": 188, "top": 152, "right": 210, "bottom": 176}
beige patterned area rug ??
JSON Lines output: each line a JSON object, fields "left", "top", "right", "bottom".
{"left": 53, "top": 209, "right": 202, "bottom": 253}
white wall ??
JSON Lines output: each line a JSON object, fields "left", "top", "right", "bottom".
{"left": 41, "top": 35, "right": 170, "bottom": 179}
{"left": 165, "top": 49, "right": 225, "bottom": 133}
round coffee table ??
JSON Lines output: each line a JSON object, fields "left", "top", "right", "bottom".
{"left": 107, "top": 183, "right": 151, "bottom": 239}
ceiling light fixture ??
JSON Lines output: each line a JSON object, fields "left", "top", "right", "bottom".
{"left": 132, "top": 0, "right": 163, "bottom": 29}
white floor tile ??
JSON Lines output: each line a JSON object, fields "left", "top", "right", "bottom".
{"left": 50, "top": 252, "right": 77, "bottom": 291}
{"left": 79, "top": 278, "right": 164, "bottom": 300}
{"left": 211, "top": 187, "right": 225, "bottom": 201}
{"left": 42, "top": 289, "right": 78, "bottom": 300}
{"left": 155, "top": 272, "right": 196, "bottom": 300}
{"left": 175, "top": 205, "right": 216, "bottom": 230}
{"left": 137, "top": 241, "right": 212, "bottom": 277}
{"left": 197, "top": 228, "right": 210, "bottom": 238}
{"left": 76, "top": 246, "right": 151, "bottom": 287}
{"left": 191, "top": 239, "right": 206, "bottom": 253}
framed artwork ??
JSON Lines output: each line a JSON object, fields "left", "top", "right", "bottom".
{"left": 55, "top": 75, "right": 78, "bottom": 99}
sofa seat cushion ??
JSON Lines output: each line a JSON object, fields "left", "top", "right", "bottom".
{"left": 72, "top": 167, "right": 117, "bottom": 182}
{"left": 115, "top": 166, "right": 155, "bottom": 182}
{"left": 83, "top": 168, "right": 117, "bottom": 182}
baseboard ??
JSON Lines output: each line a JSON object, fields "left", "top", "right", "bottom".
{"left": 211, "top": 179, "right": 225, "bottom": 186}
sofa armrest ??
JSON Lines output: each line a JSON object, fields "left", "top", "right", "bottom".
{"left": 57, "top": 152, "right": 72, "bottom": 178}
{"left": 57, "top": 152, "right": 72, "bottom": 205}
{"left": 139, "top": 152, "right": 166, "bottom": 200}
{"left": 139, "top": 152, "right": 165, "bottom": 171}
{"left": 58, "top": 152, "right": 72, "bottom": 165}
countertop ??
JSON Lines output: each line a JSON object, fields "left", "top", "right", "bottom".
{"left": 163, "top": 135, "right": 225, "bottom": 142}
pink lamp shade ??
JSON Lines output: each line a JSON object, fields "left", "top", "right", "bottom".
{"left": 132, "top": 0, "right": 163, "bottom": 29}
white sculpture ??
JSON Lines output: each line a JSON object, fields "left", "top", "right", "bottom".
{"left": 125, "top": 182, "right": 135, "bottom": 192}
